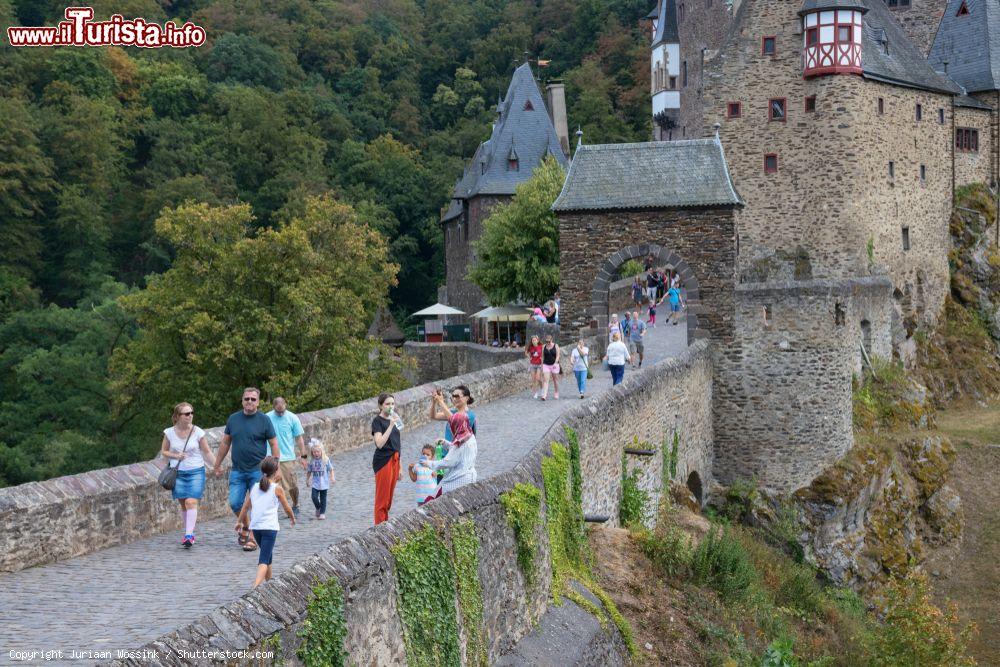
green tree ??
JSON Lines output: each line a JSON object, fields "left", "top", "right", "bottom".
{"left": 110, "top": 196, "right": 408, "bottom": 429}
{"left": 468, "top": 155, "right": 564, "bottom": 305}
{"left": 0, "top": 281, "right": 143, "bottom": 487}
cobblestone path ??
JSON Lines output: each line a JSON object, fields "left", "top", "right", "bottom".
{"left": 1, "top": 321, "right": 686, "bottom": 664}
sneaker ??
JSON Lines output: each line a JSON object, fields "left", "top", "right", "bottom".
{"left": 182, "top": 535, "right": 193, "bottom": 549}
{"left": 533, "top": 392, "right": 539, "bottom": 399}
{"left": 293, "top": 506, "right": 300, "bottom": 517}
{"left": 554, "top": 393, "right": 559, "bottom": 399}
{"left": 318, "top": 514, "right": 326, "bottom": 520}
{"left": 540, "top": 396, "right": 546, "bottom": 401}
{"left": 580, "top": 393, "right": 584, "bottom": 399}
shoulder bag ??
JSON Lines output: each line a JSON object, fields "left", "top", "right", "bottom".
{"left": 159, "top": 428, "right": 194, "bottom": 491}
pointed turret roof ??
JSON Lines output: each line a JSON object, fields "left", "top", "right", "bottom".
{"left": 445, "top": 62, "right": 568, "bottom": 206}
{"left": 651, "top": 0, "right": 679, "bottom": 46}
{"left": 929, "top": 0, "right": 1000, "bottom": 93}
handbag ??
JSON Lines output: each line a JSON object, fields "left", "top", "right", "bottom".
{"left": 159, "top": 428, "right": 194, "bottom": 490}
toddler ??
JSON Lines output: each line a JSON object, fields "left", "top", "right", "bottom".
{"left": 648, "top": 299, "right": 659, "bottom": 327}
{"left": 305, "top": 440, "right": 334, "bottom": 519}
{"left": 407, "top": 444, "right": 440, "bottom": 506}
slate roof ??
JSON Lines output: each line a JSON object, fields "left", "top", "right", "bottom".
{"left": 955, "top": 93, "right": 993, "bottom": 110}
{"left": 651, "top": 0, "right": 679, "bottom": 46}
{"left": 442, "top": 63, "right": 568, "bottom": 215}
{"left": 551, "top": 137, "right": 743, "bottom": 212}
{"left": 929, "top": 0, "right": 1000, "bottom": 93}
{"left": 860, "top": 0, "right": 962, "bottom": 94}
{"left": 441, "top": 196, "right": 463, "bottom": 222}
{"left": 798, "top": 0, "right": 868, "bottom": 15}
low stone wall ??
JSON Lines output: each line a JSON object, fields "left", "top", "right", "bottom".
{"left": 402, "top": 341, "right": 523, "bottom": 385}
{"left": 0, "top": 359, "right": 533, "bottom": 574}
{"left": 107, "top": 341, "right": 713, "bottom": 665}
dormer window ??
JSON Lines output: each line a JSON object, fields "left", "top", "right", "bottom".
{"left": 508, "top": 158, "right": 519, "bottom": 171}
{"left": 523, "top": 100, "right": 534, "bottom": 111}
{"left": 957, "top": 1, "right": 969, "bottom": 15}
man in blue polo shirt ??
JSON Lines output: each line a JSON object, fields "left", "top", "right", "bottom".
{"left": 266, "top": 396, "right": 306, "bottom": 516}
{"left": 213, "top": 387, "right": 278, "bottom": 550}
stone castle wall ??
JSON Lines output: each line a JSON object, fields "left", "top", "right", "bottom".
{"left": 443, "top": 195, "right": 508, "bottom": 316}
{"left": 676, "top": 0, "right": 733, "bottom": 140}
{"left": 972, "top": 91, "right": 1000, "bottom": 188}
{"left": 104, "top": 341, "right": 715, "bottom": 665}
{"left": 403, "top": 341, "right": 523, "bottom": 385}
{"left": 955, "top": 105, "right": 994, "bottom": 188}
{"left": 0, "top": 359, "right": 534, "bottom": 573}
{"left": 713, "top": 277, "right": 893, "bottom": 491}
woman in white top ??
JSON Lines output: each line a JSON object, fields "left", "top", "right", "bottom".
{"left": 602, "top": 332, "right": 631, "bottom": 386}
{"left": 570, "top": 339, "right": 590, "bottom": 399}
{"left": 160, "top": 402, "right": 216, "bottom": 548}
{"left": 236, "top": 456, "right": 295, "bottom": 587}
{"left": 608, "top": 313, "right": 623, "bottom": 343}
{"left": 422, "top": 410, "right": 477, "bottom": 494}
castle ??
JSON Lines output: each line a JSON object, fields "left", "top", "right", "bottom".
{"left": 442, "top": 0, "right": 998, "bottom": 493}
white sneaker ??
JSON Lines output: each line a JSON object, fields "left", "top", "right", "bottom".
{"left": 533, "top": 392, "right": 539, "bottom": 399}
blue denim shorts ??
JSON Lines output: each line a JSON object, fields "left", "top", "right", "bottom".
{"left": 228, "top": 468, "right": 263, "bottom": 514}
{"left": 253, "top": 529, "right": 277, "bottom": 565}
{"left": 172, "top": 467, "right": 206, "bottom": 500}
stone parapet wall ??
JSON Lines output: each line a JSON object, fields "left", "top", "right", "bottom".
{"left": 0, "top": 359, "right": 533, "bottom": 574}
{"left": 402, "top": 341, "right": 523, "bottom": 385}
{"left": 713, "top": 277, "right": 893, "bottom": 492}
{"left": 105, "top": 340, "right": 713, "bottom": 665}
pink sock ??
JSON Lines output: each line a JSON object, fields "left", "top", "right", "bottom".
{"left": 184, "top": 509, "right": 197, "bottom": 535}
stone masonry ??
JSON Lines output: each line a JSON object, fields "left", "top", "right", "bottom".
{"left": 402, "top": 341, "right": 522, "bottom": 385}
{"left": 955, "top": 104, "right": 994, "bottom": 187}
{"left": 887, "top": 0, "right": 947, "bottom": 56}
{"left": 443, "top": 194, "right": 508, "bottom": 317}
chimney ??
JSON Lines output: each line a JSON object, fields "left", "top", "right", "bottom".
{"left": 545, "top": 80, "right": 570, "bottom": 157}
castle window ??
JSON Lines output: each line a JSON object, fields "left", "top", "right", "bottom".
{"left": 835, "top": 303, "right": 846, "bottom": 326}
{"left": 523, "top": 100, "right": 534, "bottom": 111}
{"left": 915, "top": 103, "right": 922, "bottom": 121}
{"left": 806, "top": 27, "right": 818, "bottom": 47}
{"left": 888, "top": 160, "right": 895, "bottom": 178}
{"left": 920, "top": 164, "right": 927, "bottom": 183}
{"left": 764, "top": 153, "right": 778, "bottom": 174}
{"left": 768, "top": 98, "right": 786, "bottom": 121}
{"left": 902, "top": 226, "right": 910, "bottom": 251}
{"left": 763, "top": 305, "right": 772, "bottom": 326}
{"left": 669, "top": 75, "right": 677, "bottom": 89}
{"left": 837, "top": 25, "right": 852, "bottom": 43}
{"left": 957, "top": 0, "right": 970, "bottom": 15}
{"left": 680, "top": 3, "right": 685, "bottom": 20}
{"left": 762, "top": 36, "right": 776, "bottom": 56}
{"left": 887, "top": 0, "right": 910, "bottom": 7}
{"left": 878, "top": 97, "right": 884, "bottom": 115}
{"left": 508, "top": 157, "right": 519, "bottom": 171}
{"left": 804, "top": 95, "right": 816, "bottom": 112}
{"left": 938, "top": 108, "right": 945, "bottom": 124}
{"left": 727, "top": 102, "right": 742, "bottom": 118}
{"left": 683, "top": 61, "right": 688, "bottom": 87}
{"left": 956, "top": 127, "right": 980, "bottom": 152}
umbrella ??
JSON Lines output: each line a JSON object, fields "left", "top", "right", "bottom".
{"left": 411, "top": 303, "right": 466, "bottom": 317}
{"left": 469, "top": 305, "right": 532, "bottom": 321}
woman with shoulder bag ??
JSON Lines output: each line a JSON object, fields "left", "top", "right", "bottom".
{"left": 160, "top": 402, "right": 216, "bottom": 548}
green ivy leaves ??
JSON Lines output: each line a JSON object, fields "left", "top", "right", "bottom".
{"left": 452, "top": 521, "right": 487, "bottom": 667}
{"left": 298, "top": 578, "right": 348, "bottom": 667}
{"left": 500, "top": 483, "right": 542, "bottom": 589}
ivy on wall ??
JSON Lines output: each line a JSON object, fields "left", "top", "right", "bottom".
{"left": 298, "top": 578, "right": 348, "bottom": 667}
{"left": 451, "top": 520, "right": 487, "bottom": 667}
{"left": 662, "top": 429, "right": 680, "bottom": 499}
{"left": 542, "top": 441, "right": 586, "bottom": 587}
{"left": 620, "top": 452, "right": 650, "bottom": 527}
{"left": 392, "top": 525, "right": 461, "bottom": 667}
{"left": 500, "top": 482, "right": 542, "bottom": 589}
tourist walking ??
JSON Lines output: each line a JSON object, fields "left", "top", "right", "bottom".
{"left": 622, "top": 311, "right": 632, "bottom": 341}
{"left": 631, "top": 277, "right": 644, "bottom": 307}
{"left": 645, "top": 268, "right": 658, "bottom": 304}
{"left": 305, "top": 439, "right": 333, "bottom": 519}
{"left": 648, "top": 298, "right": 659, "bottom": 327}
{"left": 371, "top": 393, "right": 403, "bottom": 525}
{"left": 266, "top": 397, "right": 306, "bottom": 517}
{"left": 570, "top": 339, "right": 590, "bottom": 399}
{"left": 629, "top": 310, "right": 647, "bottom": 367}
{"left": 603, "top": 332, "right": 631, "bottom": 386}
{"left": 213, "top": 387, "right": 279, "bottom": 552}
{"left": 539, "top": 335, "right": 561, "bottom": 400}
{"left": 160, "top": 402, "right": 216, "bottom": 548}
{"left": 667, "top": 284, "right": 683, "bottom": 325}
{"left": 608, "top": 313, "right": 623, "bottom": 343}
{"left": 235, "top": 456, "right": 295, "bottom": 588}
{"left": 526, "top": 335, "right": 544, "bottom": 398}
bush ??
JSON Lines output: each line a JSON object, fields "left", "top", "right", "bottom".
{"left": 619, "top": 459, "right": 650, "bottom": 527}
{"left": 617, "top": 259, "right": 645, "bottom": 280}
{"left": 637, "top": 525, "right": 692, "bottom": 579}
{"left": 690, "top": 526, "right": 758, "bottom": 603}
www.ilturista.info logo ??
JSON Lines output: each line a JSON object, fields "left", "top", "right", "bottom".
{"left": 7, "top": 7, "right": 206, "bottom": 48}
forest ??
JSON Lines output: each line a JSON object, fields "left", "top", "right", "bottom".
{"left": 0, "top": 0, "right": 653, "bottom": 486}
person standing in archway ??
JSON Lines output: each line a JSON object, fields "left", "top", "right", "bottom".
{"left": 645, "top": 268, "right": 658, "bottom": 305}
{"left": 371, "top": 393, "right": 403, "bottom": 525}
{"left": 608, "top": 313, "right": 623, "bottom": 343}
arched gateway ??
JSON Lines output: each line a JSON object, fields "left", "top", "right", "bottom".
{"left": 553, "top": 137, "right": 743, "bottom": 346}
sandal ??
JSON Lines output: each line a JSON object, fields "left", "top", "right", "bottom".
{"left": 243, "top": 539, "right": 258, "bottom": 552}
{"left": 237, "top": 525, "right": 249, "bottom": 546}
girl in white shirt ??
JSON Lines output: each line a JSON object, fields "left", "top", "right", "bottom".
{"left": 160, "top": 402, "right": 216, "bottom": 548}
{"left": 236, "top": 456, "right": 296, "bottom": 587}
{"left": 603, "top": 332, "right": 631, "bottom": 386}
